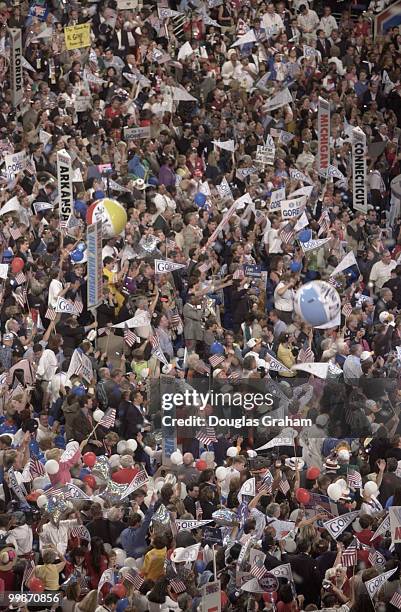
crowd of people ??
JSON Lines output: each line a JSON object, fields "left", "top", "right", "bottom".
{"left": 2, "top": 0, "right": 401, "bottom": 610}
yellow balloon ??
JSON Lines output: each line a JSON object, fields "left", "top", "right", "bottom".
{"left": 87, "top": 198, "right": 127, "bottom": 237}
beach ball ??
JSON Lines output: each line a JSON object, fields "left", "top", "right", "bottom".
{"left": 86, "top": 198, "right": 127, "bottom": 238}
{"left": 294, "top": 280, "right": 341, "bottom": 327}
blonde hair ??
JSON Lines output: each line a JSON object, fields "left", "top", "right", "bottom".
{"left": 77, "top": 590, "right": 98, "bottom": 612}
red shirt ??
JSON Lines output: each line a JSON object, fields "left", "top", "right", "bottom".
{"left": 112, "top": 467, "right": 139, "bottom": 484}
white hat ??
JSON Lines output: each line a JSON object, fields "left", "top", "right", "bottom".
{"left": 285, "top": 457, "right": 305, "bottom": 471}
{"left": 247, "top": 338, "right": 261, "bottom": 349}
{"left": 360, "top": 351, "right": 373, "bottom": 362}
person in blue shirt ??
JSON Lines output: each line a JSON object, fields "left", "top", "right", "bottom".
{"left": 120, "top": 492, "right": 156, "bottom": 559}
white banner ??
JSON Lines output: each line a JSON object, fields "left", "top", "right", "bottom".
{"left": 87, "top": 221, "right": 103, "bottom": 309}
{"left": 318, "top": 97, "right": 330, "bottom": 174}
{"left": 120, "top": 469, "right": 149, "bottom": 500}
{"left": 5, "top": 151, "right": 26, "bottom": 179}
{"left": 55, "top": 297, "right": 79, "bottom": 315}
{"left": 67, "top": 348, "right": 93, "bottom": 384}
{"left": 212, "top": 139, "right": 235, "bottom": 152}
{"left": 57, "top": 149, "right": 73, "bottom": 229}
{"left": 206, "top": 193, "right": 251, "bottom": 247}
{"left": 173, "top": 543, "right": 201, "bottom": 563}
{"left": 352, "top": 127, "right": 367, "bottom": 213}
{"left": 201, "top": 581, "right": 221, "bottom": 612}
{"left": 112, "top": 312, "right": 151, "bottom": 329}
{"left": 124, "top": 126, "right": 151, "bottom": 140}
{"left": 300, "top": 237, "right": 331, "bottom": 253}
{"left": 231, "top": 29, "right": 256, "bottom": 47}
{"left": 270, "top": 563, "right": 293, "bottom": 582}
{"left": 365, "top": 568, "right": 397, "bottom": 601}
{"left": 330, "top": 251, "right": 358, "bottom": 277}
{"left": 289, "top": 168, "right": 313, "bottom": 185}
{"left": 175, "top": 519, "right": 213, "bottom": 531}
{"left": 256, "top": 436, "right": 295, "bottom": 451}
{"left": 257, "top": 139, "right": 275, "bottom": 166}
{"left": 323, "top": 511, "right": 360, "bottom": 539}
{"left": 280, "top": 196, "right": 307, "bottom": 221}
{"left": 263, "top": 88, "right": 292, "bottom": 112}
{"left": 10, "top": 29, "right": 23, "bottom": 108}
{"left": 370, "top": 514, "right": 390, "bottom": 541}
{"left": 390, "top": 506, "right": 401, "bottom": 543}
{"left": 238, "top": 477, "right": 256, "bottom": 501}
{"left": 154, "top": 259, "right": 187, "bottom": 274}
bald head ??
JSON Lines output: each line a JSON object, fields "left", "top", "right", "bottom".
{"left": 183, "top": 453, "right": 194, "bottom": 466}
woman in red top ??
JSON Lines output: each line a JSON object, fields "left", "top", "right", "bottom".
{"left": 84, "top": 537, "right": 108, "bottom": 589}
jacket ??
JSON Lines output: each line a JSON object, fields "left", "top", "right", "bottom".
{"left": 120, "top": 504, "right": 155, "bottom": 558}
{"left": 183, "top": 303, "right": 204, "bottom": 341}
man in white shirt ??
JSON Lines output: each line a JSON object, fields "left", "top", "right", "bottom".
{"left": 261, "top": 2, "right": 284, "bottom": 34}
{"left": 297, "top": 4, "right": 320, "bottom": 43}
{"left": 369, "top": 251, "right": 397, "bottom": 291}
{"left": 319, "top": 6, "right": 337, "bottom": 37}
{"left": 221, "top": 51, "right": 243, "bottom": 86}
{"left": 39, "top": 518, "right": 78, "bottom": 555}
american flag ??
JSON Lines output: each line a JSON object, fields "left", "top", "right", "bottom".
{"left": 196, "top": 426, "right": 218, "bottom": 446}
{"left": 45, "top": 307, "right": 57, "bottom": 321}
{"left": 10, "top": 226, "right": 22, "bottom": 241}
{"left": 342, "top": 302, "right": 353, "bottom": 317}
{"left": 368, "top": 548, "right": 386, "bottom": 568}
{"left": 328, "top": 276, "right": 341, "bottom": 288}
{"left": 298, "top": 344, "right": 314, "bottom": 363}
{"left": 209, "top": 354, "right": 225, "bottom": 368}
{"left": 124, "top": 324, "right": 138, "bottom": 347}
{"left": 216, "top": 177, "right": 233, "bottom": 200}
{"left": 99, "top": 408, "right": 116, "bottom": 429}
{"left": 30, "top": 455, "right": 45, "bottom": 478}
{"left": 124, "top": 570, "right": 144, "bottom": 590}
{"left": 170, "top": 307, "right": 183, "bottom": 329}
{"left": 233, "top": 268, "right": 245, "bottom": 280}
{"left": 15, "top": 272, "right": 26, "bottom": 285}
{"left": 150, "top": 332, "right": 169, "bottom": 366}
{"left": 70, "top": 524, "right": 91, "bottom": 541}
{"left": 280, "top": 224, "right": 295, "bottom": 244}
{"left": 12, "top": 290, "right": 26, "bottom": 309}
{"left": 74, "top": 298, "right": 83, "bottom": 314}
{"left": 170, "top": 579, "right": 187, "bottom": 593}
{"left": 166, "top": 238, "right": 177, "bottom": 250}
{"left": 341, "top": 539, "right": 365, "bottom": 567}
{"left": 318, "top": 210, "right": 331, "bottom": 236}
{"left": 198, "top": 263, "right": 210, "bottom": 273}
{"left": 347, "top": 469, "right": 362, "bottom": 490}
{"left": 390, "top": 590, "right": 401, "bottom": 609}
{"left": 23, "top": 559, "right": 35, "bottom": 586}
{"left": 258, "top": 470, "right": 273, "bottom": 494}
{"left": 251, "top": 560, "right": 268, "bottom": 580}
{"left": 278, "top": 476, "right": 290, "bottom": 496}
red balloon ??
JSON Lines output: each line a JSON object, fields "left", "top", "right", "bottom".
{"left": 196, "top": 460, "right": 207, "bottom": 471}
{"left": 28, "top": 577, "right": 45, "bottom": 593}
{"left": 296, "top": 488, "right": 311, "bottom": 504}
{"left": 11, "top": 257, "right": 24, "bottom": 274}
{"left": 306, "top": 467, "right": 320, "bottom": 480}
{"left": 83, "top": 452, "right": 97, "bottom": 468}
{"left": 83, "top": 474, "right": 96, "bottom": 489}
{"left": 111, "top": 583, "right": 126, "bottom": 598}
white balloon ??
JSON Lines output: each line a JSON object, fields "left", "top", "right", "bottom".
{"left": 45, "top": 459, "right": 59, "bottom": 475}
{"left": 125, "top": 557, "right": 137, "bottom": 568}
{"left": 36, "top": 494, "right": 48, "bottom": 508}
{"left": 327, "top": 483, "right": 342, "bottom": 502}
{"left": 226, "top": 447, "right": 238, "bottom": 458}
{"left": 364, "top": 481, "right": 378, "bottom": 496}
{"left": 109, "top": 454, "right": 121, "bottom": 468}
{"left": 215, "top": 466, "right": 228, "bottom": 481}
{"left": 93, "top": 409, "right": 105, "bottom": 423}
{"left": 117, "top": 441, "right": 128, "bottom": 455}
{"left": 113, "top": 548, "right": 127, "bottom": 567}
{"left": 170, "top": 451, "right": 183, "bottom": 465}
{"left": 337, "top": 449, "right": 350, "bottom": 461}
{"left": 336, "top": 479, "right": 347, "bottom": 489}
{"left": 126, "top": 439, "right": 137, "bottom": 452}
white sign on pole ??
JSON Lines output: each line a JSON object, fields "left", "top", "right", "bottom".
{"left": 10, "top": 29, "right": 23, "bottom": 108}
{"left": 124, "top": 126, "right": 151, "bottom": 140}
{"left": 352, "top": 127, "right": 367, "bottom": 213}
{"left": 87, "top": 221, "right": 103, "bottom": 310}
{"left": 5, "top": 151, "right": 26, "bottom": 179}
{"left": 201, "top": 581, "right": 221, "bottom": 612}
{"left": 57, "top": 150, "right": 73, "bottom": 229}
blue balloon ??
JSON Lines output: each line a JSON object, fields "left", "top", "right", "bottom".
{"left": 298, "top": 229, "right": 312, "bottom": 243}
{"left": 77, "top": 242, "right": 86, "bottom": 252}
{"left": 79, "top": 468, "right": 90, "bottom": 479}
{"left": 71, "top": 385, "right": 85, "bottom": 396}
{"left": 195, "top": 560, "right": 206, "bottom": 573}
{"left": 290, "top": 261, "right": 302, "bottom": 273}
{"left": 71, "top": 249, "right": 84, "bottom": 262}
{"left": 210, "top": 341, "right": 225, "bottom": 355}
{"left": 194, "top": 192, "right": 207, "bottom": 207}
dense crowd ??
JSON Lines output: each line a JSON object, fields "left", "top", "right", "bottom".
{"left": 2, "top": 0, "right": 401, "bottom": 610}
